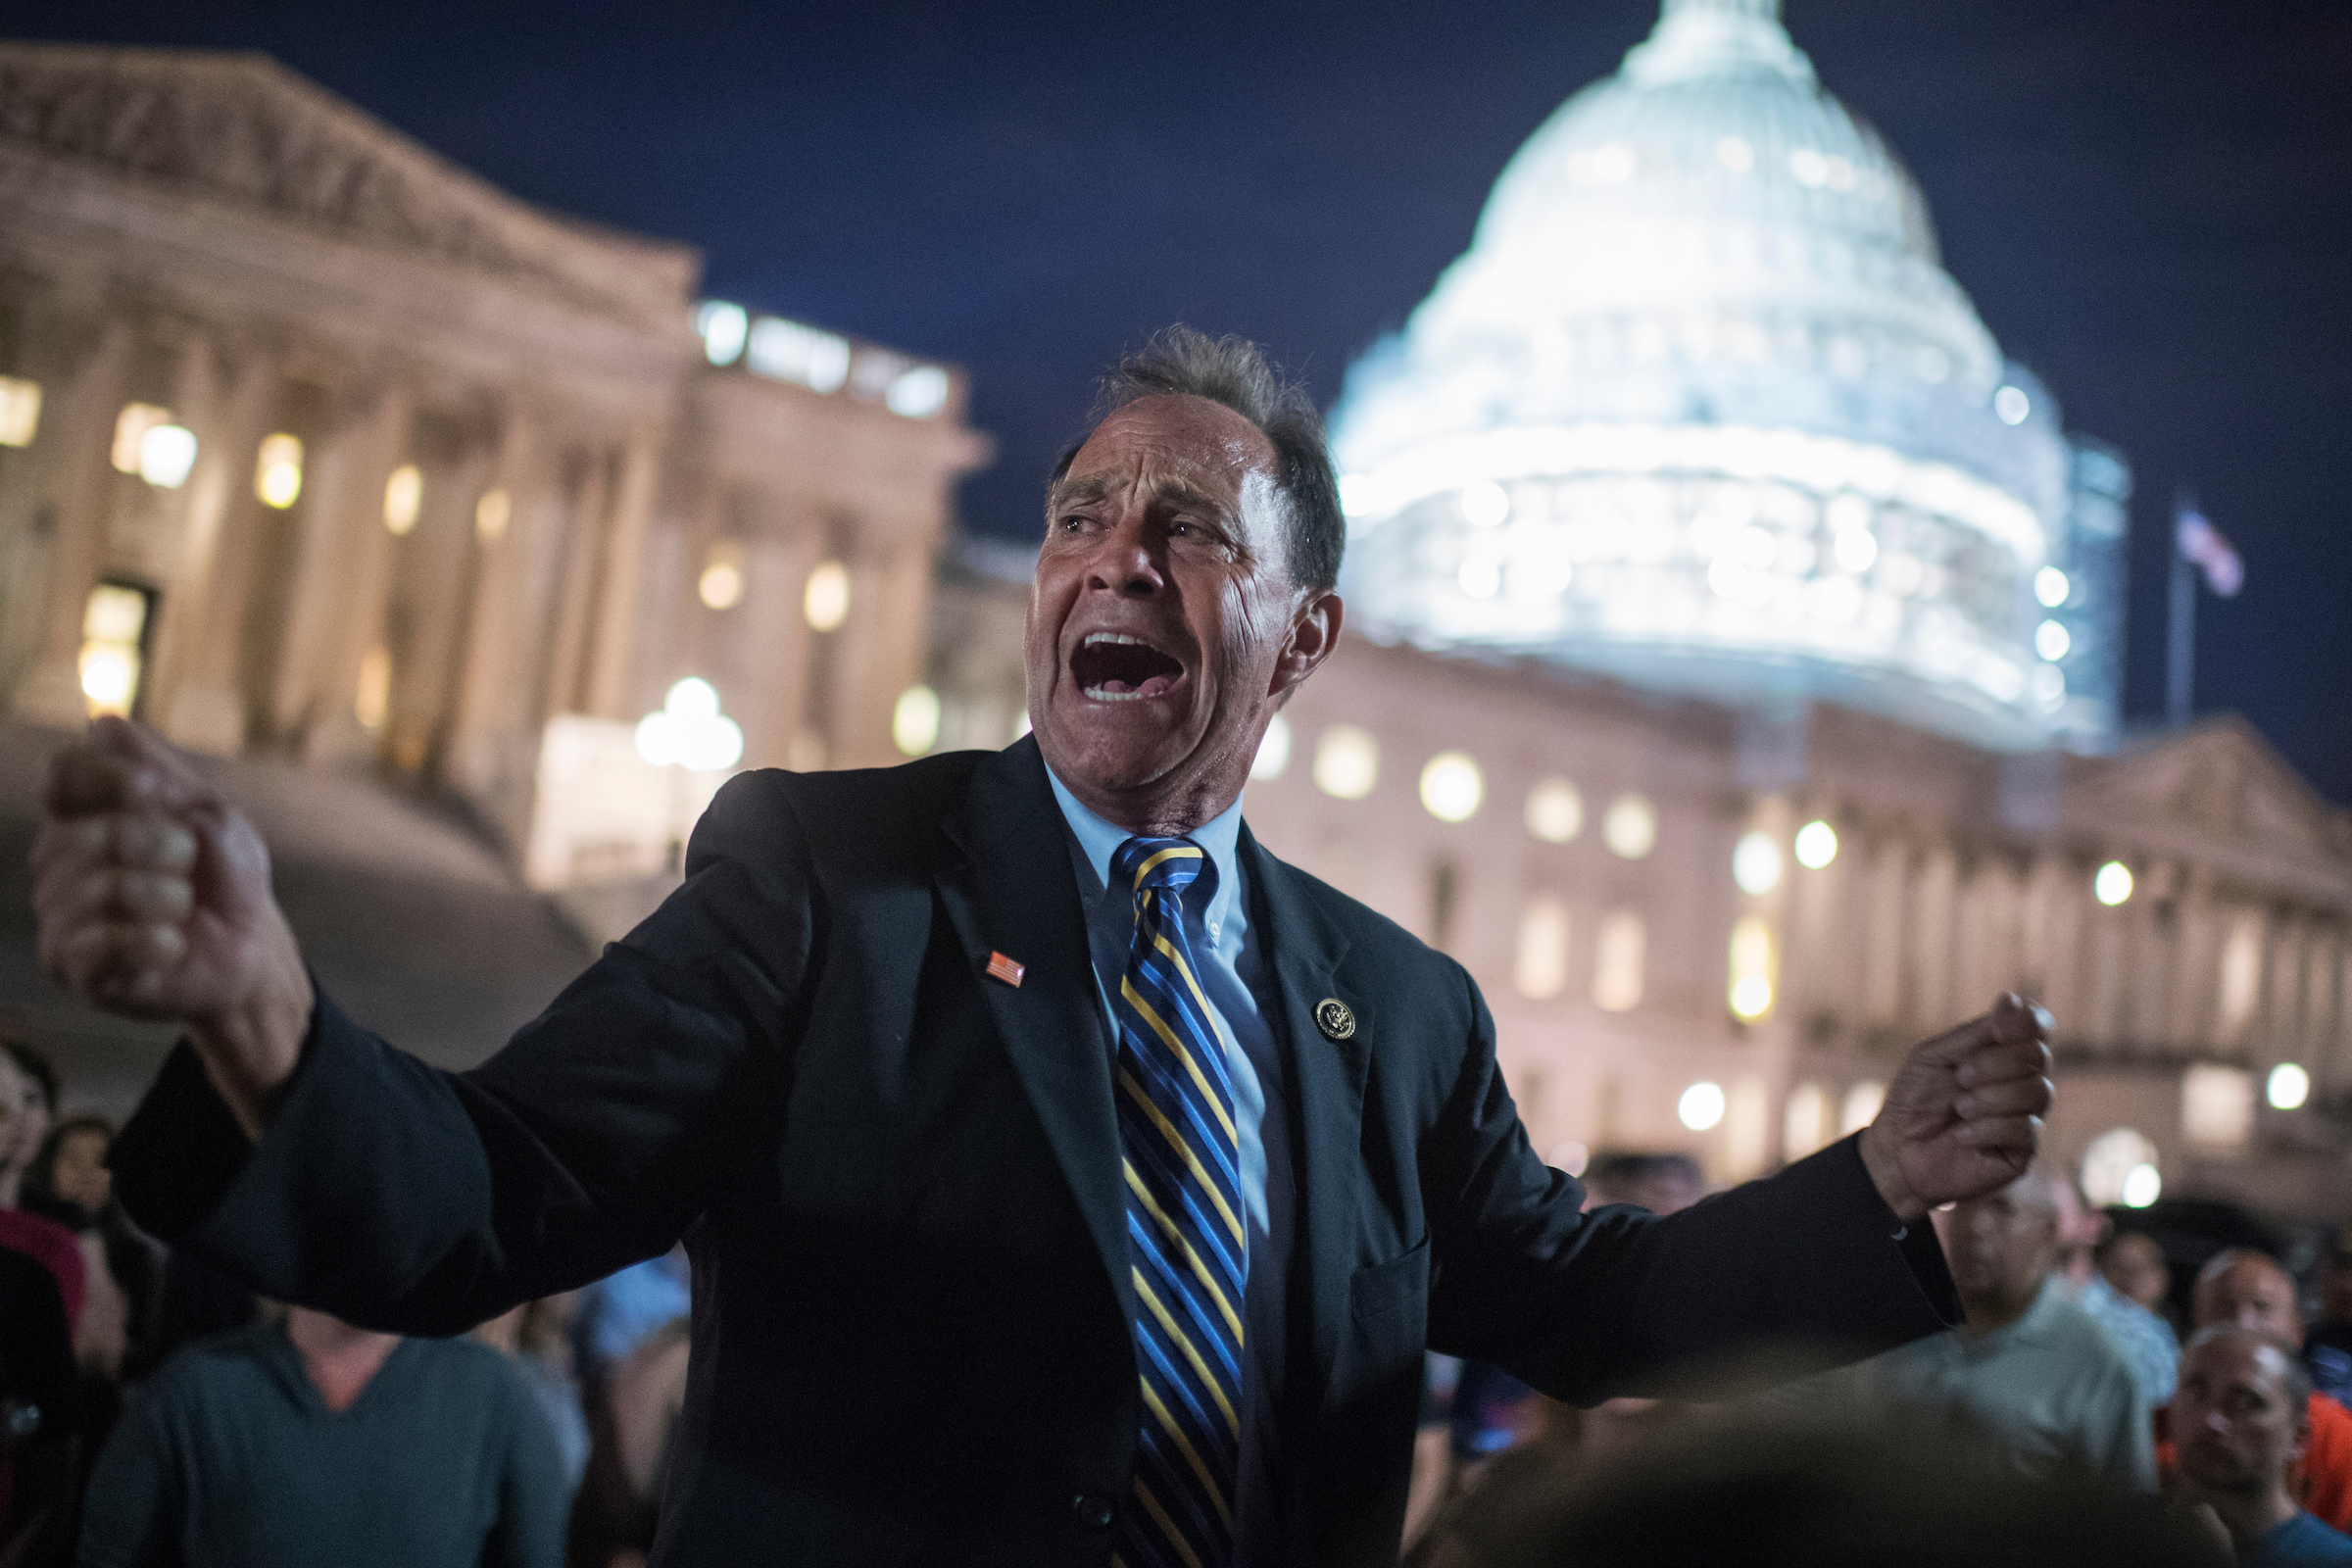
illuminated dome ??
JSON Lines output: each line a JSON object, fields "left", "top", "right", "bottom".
{"left": 1332, "top": 0, "right": 2125, "bottom": 749}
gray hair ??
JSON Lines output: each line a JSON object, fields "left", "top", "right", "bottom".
{"left": 2182, "top": 1323, "right": 2312, "bottom": 1411}
{"left": 2196, "top": 1247, "right": 2289, "bottom": 1290}
{"left": 1052, "top": 325, "right": 1346, "bottom": 593}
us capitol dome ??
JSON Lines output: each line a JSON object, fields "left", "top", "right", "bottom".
{"left": 1331, "top": 0, "right": 2129, "bottom": 752}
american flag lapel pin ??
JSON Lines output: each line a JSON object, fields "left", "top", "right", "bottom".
{"left": 986, "top": 951, "right": 1026, "bottom": 988}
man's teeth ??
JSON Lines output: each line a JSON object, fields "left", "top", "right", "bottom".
{"left": 1083, "top": 632, "right": 1152, "bottom": 648}
{"left": 1083, "top": 686, "right": 1148, "bottom": 702}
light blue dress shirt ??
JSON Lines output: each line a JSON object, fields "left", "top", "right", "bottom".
{"left": 1045, "top": 767, "right": 1294, "bottom": 1561}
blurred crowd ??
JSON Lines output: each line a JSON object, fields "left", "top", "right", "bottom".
{"left": 1406, "top": 1151, "right": 2352, "bottom": 1568}
{"left": 0, "top": 1037, "right": 690, "bottom": 1568}
{"left": 7, "top": 1032, "right": 2352, "bottom": 1566}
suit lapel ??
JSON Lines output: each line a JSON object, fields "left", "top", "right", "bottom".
{"left": 935, "top": 737, "right": 1133, "bottom": 1321}
{"left": 1240, "top": 826, "right": 1367, "bottom": 1423}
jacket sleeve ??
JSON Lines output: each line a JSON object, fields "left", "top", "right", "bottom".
{"left": 108, "top": 771, "right": 816, "bottom": 1336}
{"left": 1421, "top": 966, "right": 1960, "bottom": 1403}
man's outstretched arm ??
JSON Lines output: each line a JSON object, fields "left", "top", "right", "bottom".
{"left": 31, "top": 719, "right": 811, "bottom": 1332}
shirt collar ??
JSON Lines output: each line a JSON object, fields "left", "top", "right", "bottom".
{"left": 1043, "top": 764, "right": 1244, "bottom": 933}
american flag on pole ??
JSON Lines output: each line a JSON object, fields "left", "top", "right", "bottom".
{"left": 2177, "top": 504, "right": 2244, "bottom": 597}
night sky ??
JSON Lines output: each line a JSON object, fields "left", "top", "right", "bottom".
{"left": 18, "top": 0, "right": 2350, "bottom": 804}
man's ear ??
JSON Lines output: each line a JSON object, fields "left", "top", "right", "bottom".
{"left": 1270, "top": 590, "right": 1344, "bottom": 704}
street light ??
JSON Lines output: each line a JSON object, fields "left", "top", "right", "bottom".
{"left": 636, "top": 678, "right": 744, "bottom": 772}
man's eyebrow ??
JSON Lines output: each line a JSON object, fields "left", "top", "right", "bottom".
{"left": 1047, "top": 473, "right": 1236, "bottom": 523}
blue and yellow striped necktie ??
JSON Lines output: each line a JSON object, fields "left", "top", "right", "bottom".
{"left": 1108, "top": 835, "right": 1246, "bottom": 1568}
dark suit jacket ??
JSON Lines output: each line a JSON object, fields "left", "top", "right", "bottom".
{"left": 112, "top": 736, "right": 1957, "bottom": 1566}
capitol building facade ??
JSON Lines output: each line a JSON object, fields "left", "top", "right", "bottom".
{"left": 1, "top": 12, "right": 2348, "bottom": 1221}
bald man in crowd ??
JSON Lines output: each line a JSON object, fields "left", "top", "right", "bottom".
{"left": 1790, "top": 1169, "right": 2153, "bottom": 1492}
{"left": 2169, "top": 1326, "right": 2352, "bottom": 1566}
{"left": 2168, "top": 1250, "right": 2352, "bottom": 1534}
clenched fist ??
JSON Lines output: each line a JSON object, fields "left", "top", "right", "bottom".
{"left": 1859, "top": 994, "right": 2055, "bottom": 1222}
{"left": 32, "top": 717, "right": 310, "bottom": 1136}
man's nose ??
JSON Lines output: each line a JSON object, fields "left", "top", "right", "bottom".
{"left": 1084, "top": 516, "right": 1165, "bottom": 595}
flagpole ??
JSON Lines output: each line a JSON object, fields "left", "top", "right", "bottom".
{"left": 2166, "top": 489, "right": 2196, "bottom": 727}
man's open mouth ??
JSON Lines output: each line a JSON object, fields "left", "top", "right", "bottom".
{"left": 1070, "top": 632, "right": 1185, "bottom": 702}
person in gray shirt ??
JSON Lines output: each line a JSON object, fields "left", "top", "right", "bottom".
{"left": 80, "top": 1305, "right": 565, "bottom": 1568}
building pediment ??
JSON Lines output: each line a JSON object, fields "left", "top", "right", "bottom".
{"left": 2072, "top": 718, "right": 2352, "bottom": 874}
{"left": 0, "top": 40, "right": 699, "bottom": 329}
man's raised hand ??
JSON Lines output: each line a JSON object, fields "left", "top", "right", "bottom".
{"left": 1858, "top": 995, "right": 2054, "bottom": 1223}
{"left": 31, "top": 717, "right": 309, "bottom": 1137}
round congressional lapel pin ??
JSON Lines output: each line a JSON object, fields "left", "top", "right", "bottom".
{"left": 1314, "top": 998, "right": 1356, "bottom": 1042}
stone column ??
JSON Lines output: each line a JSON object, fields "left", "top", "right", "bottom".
{"left": 540, "top": 443, "right": 614, "bottom": 719}
{"left": 286, "top": 378, "right": 412, "bottom": 762}
{"left": 150, "top": 330, "right": 288, "bottom": 754}
{"left": 580, "top": 422, "right": 664, "bottom": 721}
{"left": 10, "top": 315, "right": 133, "bottom": 727}
{"left": 827, "top": 538, "right": 936, "bottom": 769}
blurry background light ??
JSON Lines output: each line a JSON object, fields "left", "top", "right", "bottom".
{"left": 1732, "top": 831, "right": 1783, "bottom": 895}
{"left": 137, "top": 422, "right": 197, "bottom": 488}
{"left": 2034, "top": 566, "right": 2072, "bottom": 608}
{"left": 2121, "top": 1163, "right": 2162, "bottom": 1208}
{"left": 383, "top": 465, "right": 422, "bottom": 535}
{"left": 2081, "top": 1126, "right": 2160, "bottom": 1206}
{"left": 1419, "top": 751, "right": 1485, "bottom": 822}
{"left": 1547, "top": 1140, "right": 1590, "bottom": 1178}
{"left": 1513, "top": 896, "right": 1571, "bottom": 1000}
{"left": 2034, "top": 619, "right": 2072, "bottom": 662}
{"left": 0, "top": 375, "right": 40, "bottom": 447}
{"left": 111, "top": 403, "right": 172, "bottom": 472}
{"left": 2094, "top": 860, "right": 2133, "bottom": 906}
{"left": 1832, "top": 526, "right": 1878, "bottom": 574}
{"left": 1592, "top": 909, "right": 1645, "bottom": 1011}
{"left": 1601, "top": 794, "right": 1656, "bottom": 859}
{"left": 699, "top": 543, "right": 744, "bottom": 610}
{"left": 1457, "top": 556, "right": 1501, "bottom": 599}
{"left": 474, "top": 488, "right": 512, "bottom": 544}
{"left": 1840, "top": 1081, "right": 1886, "bottom": 1135}
{"left": 1461, "top": 478, "right": 1510, "bottom": 527}
{"left": 1678, "top": 1081, "right": 1726, "bottom": 1132}
{"left": 1793, "top": 819, "right": 1838, "bottom": 869}
{"left": 1993, "top": 385, "right": 2032, "bottom": 425}
{"left": 254, "top": 433, "right": 303, "bottom": 508}
{"left": 748, "top": 317, "right": 851, "bottom": 393}
{"left": 1250, "top": 713, "right": 1292, "bottom": 780}
{"left": 803, "top": 560, "right": 850, "bottom": 630}
{"left": 1313, "top": 724, "right": 1379, "bottom": 800}
{"left": 893, "top": 684, "right": 941, "bottom": 756}
{"left": 695, "top": 300, "right": 749, "bottom": 366}
{"left": 1525, "top": 777, "right": 1583, "bottom": 843}
{"left": 637, "top": 676, "right": 743, "bottom": 772}
{"left": 1727, "top": 914, "right": 1775, "bottom": 1019}
{"left": 885, "top": 365, "right": 951, "bottom": 418}
{"left": 354, "top": 646, "right": 391, "bottom": 730}
{"left": 2267, "top": 1062, "right": 2311, "bottom": 1111}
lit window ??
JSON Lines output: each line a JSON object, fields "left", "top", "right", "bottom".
{"left": 1793, "top": 819, "right": 1838, "bottom": 869}
{"left": 1250, "top": 713, "right": 1292, "bottom": 780}
{"left": 1840, "top": 1081, "right": 1886, "bottom": 1136}
{"left": 695, "top": 301, "right": 749, "bottom": 367}
{"left": 1525, "top": 777, "right": 1583, "bottom": 843}
{"left": 1728, "top": 914, "right": 1776, "bottom": 1019}
{"left": 255, "top": 433, "right": 303, "bottom": 508}
{"left": 137, "top": 423, "right": 198, "bottom": 489}
{"left": 699, "top": 542, "right": 744, "bottom": 610}
{"left": 1679, "top": 1082, "right": 1726, "bottom": 1132}
{"left": 2093, "top": 860, "right": 2132, "bottom": 906}
{"left": 475, "top": 489, "right": 512, "bottom": 545}
{"left": 355, "top": 646, "right": 392, "bottom": 730}
{"left": 1592, "top": 909, "right": 1644, "bottom": 1011}
{"left": 0, "top": 376, "right": 41, "bottom": 446}
{"left": 2182, "top": 1064, "right": 2254, "bottom": 1150}
{"left": 78, "top": 584, "right": 148, "bottom": 717}
{"left": 112, "top": 404, "right": 172, "bottom": 473}
{"left": 893, "top": 684, "right": 941, "bottom": 756}
{"left": 1313, "top": 725, "right": 1379, "bottom": 800}
{"left": 2080, "top": 1127, "right": 2158, "bottom": 1206}
{"left": 1993, "top": 384, "right": 2032, "bottom": 425}
{"left": 2034, "top": 566, "right": 2071, "bottom": 608}
{"left": 1514, "top": 897, "right": 1571, "bottom": 1000}
{"left": 2217, "top": 914, "right": 2263, "bottom": 1043}
{"left": 885, "top": 366, "right": 951, "bottom": 418}
{"left": 1784, "top": 1082, "right": 1832, "bottom": 1159}
{"left": 2034, "top": 619, "right": 2071, "bottom": 662}
{"left": 1601, "top": 795, "right": 1656, "bottom": 859}
{"left": 383, "top": 465, "right": 423, "bottom": 535}
{"left": 747, "top": 318, "right": 851, "bottom": 393}
{"left": 1419, "top": 752, "right": 1484, "bottom": 822}
{"left": 804, "top": 560, "right": 850, "bottom": 631}
{"left": 1733, "top": 831, "right": 1783, "bottom": 895}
